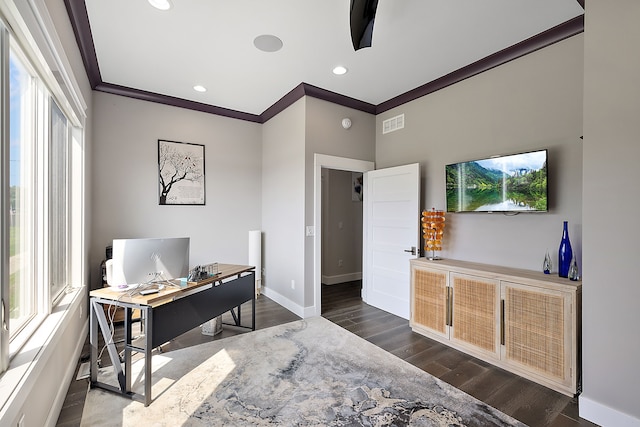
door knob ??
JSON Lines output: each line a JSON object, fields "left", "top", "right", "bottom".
{"left": 404, "top": 246, "right": 416, "bottom": 255}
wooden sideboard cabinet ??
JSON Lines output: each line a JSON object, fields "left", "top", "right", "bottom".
{"left": 410, "top": 258, "right": 581, "bottom": 396}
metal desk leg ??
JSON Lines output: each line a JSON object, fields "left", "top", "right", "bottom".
{"left": 124, "top": 306, "right": 132, "bottom": 394}
{"left": 236, "top": 274, "right": 242, "bottom": 326}
{"left": 91, "top": 299, "right": 127, "bottom": 391}
{"left": 252, "top": 294, "right": 256, "bottom": 331}
{"left": 144, "top": 306, "right": 152, "bottom": 406}
{"left": 89, "top": 300, "right": 98, "bottom": 384}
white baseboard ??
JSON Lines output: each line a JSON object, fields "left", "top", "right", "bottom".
{"left": 321, "top": 272, "right": 362, "bottom": 285}
{"left": 46, "top": 319, "right": 89, "bottom": 427}
{"left": 579, "top": 395, "right": 640, "bottom": 427}
{"left": 261, "top": 287, "right": 306, "bottom": 318}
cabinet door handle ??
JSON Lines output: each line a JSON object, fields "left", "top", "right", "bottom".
{"left": 447, "top": 287, "right": 453, "bottom": 327}
{"left": 445, "top": 287, "right": 450, "bottom": 327}
{"left": 500, "top": 299, "right": 505, "bottom": 346}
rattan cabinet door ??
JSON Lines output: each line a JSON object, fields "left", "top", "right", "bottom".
{"left": 410, "top": 265, "right": 449, "bottom": 339}
{"left": 501, "top": 281, "right": 573, "bottom": 390}
{"left": 450, "top": 273, "right": 501, "bottom": 358}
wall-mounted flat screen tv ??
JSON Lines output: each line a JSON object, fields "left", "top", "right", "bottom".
{"left": 446, "top": 149, "right": 548, "bottom": 213}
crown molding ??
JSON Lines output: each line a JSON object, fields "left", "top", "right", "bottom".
{"left": 96, "top": 82, "right": 262, "bottom": 123}
{"left": 260, "top": 83, "right": 377, "bottom": 123}
{"left": 64, "top": 0, "right": 100, "bottom": 87}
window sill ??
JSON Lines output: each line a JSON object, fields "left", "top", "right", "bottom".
{"left": 0, "top": 286, "right": 86, "bottom": 417}
{"left": 9, "top": 313, "right": 48, "bottom": 361}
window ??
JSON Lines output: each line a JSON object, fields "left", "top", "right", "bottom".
{"left": 8, "top": 47, "right": 36, "bottom": 337}
{"left": 50, "top": 100, "right": 69, "bottom": 301}
{"left": 0, "top": 15, "right": 83, "bottom": 369}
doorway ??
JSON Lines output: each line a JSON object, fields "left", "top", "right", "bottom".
{"left": 313, "top": 154, "right": 374, "bottom": 317}
{"left": 320, "top": 168, "right": 364, "bottom": 313}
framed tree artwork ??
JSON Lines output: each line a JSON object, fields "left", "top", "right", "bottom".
{"left": 158, "top": 139, "right": 205, "bottom": 205}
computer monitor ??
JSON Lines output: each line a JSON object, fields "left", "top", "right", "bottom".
{"left": 108, "top": 237, "right": 190, "bottom": 288}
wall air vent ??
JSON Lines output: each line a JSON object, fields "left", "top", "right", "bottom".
{"left": 382, "top": 114, "right": 404, "bottom": 134}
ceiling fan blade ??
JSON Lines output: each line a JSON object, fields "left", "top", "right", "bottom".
{"left": 350, "top": 0, "right": 379, "bottom": 51}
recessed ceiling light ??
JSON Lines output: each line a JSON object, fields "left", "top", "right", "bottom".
{"left": 253, "top": 35, "right": 283, "bottom": 53}
{"left": 332, "top": 66, "right": 348, "bottom": 75}
{"left": 148, "top": 0, "right": 172, "bottom": 11}
{"left": 193, "top": 85, "right": 207, "bottom": 93}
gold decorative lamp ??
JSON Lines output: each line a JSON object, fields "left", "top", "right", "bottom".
{"left": 422, "top": 208, "right": 446, "bottom": 260}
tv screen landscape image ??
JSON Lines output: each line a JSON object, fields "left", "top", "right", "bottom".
{"left": 446, "top": 149, "right": 548, "bottom": 213}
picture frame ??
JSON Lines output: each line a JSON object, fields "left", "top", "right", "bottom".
{"left": 158, "top": 139, "right": 205, "bottom": 205}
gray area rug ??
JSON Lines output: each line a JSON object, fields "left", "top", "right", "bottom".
{"left": 81, "top": 317, "right": 526, "bottom": 426}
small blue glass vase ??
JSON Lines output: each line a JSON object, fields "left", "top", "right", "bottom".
{"left": 558, "top": 221, "right": 573, "bottom": 278}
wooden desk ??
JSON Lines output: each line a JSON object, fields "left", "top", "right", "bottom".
{"left": 89, "top": 264, "right": 255, "bottom": 406}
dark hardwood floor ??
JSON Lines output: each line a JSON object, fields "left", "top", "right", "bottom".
{"left": 56, "top": 282, "right": 597, "bottom": 426}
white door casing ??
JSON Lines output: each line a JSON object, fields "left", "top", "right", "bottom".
{"left": 363, "top": 163, "right": 420, "bottom": 319}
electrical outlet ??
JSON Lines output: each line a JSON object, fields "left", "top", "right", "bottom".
{"left": 291, "top": 280, "right": 295, "bottom": 289}
{"left": 338, "top": 259, "right": 343, "bottom": 267}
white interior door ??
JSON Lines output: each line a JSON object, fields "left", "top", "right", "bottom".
{"left": 363, "top": 163, "right": 420, "bottom": 319}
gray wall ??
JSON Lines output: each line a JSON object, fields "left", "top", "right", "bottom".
{"left": 91, "top": 92, "right": 262, "bottom": 289}
{"left": 321, "top": 169, "right": 363, "bottom": 283}
{"left": 376, "top": 35, "right": 584, "bottom": 273}
{"left": 261, "top": 98, "right": 306, "bottom": 308}
{"left": 581, "top": 1, "right": 640, "bottom": 424}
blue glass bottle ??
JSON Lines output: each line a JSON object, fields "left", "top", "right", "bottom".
{"left": 558, "top": 221, "right": 573, "bottom": 278}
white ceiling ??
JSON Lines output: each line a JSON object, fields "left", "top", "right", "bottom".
{"left": 84, "top": 0, "right": 584, "bottom": 116}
